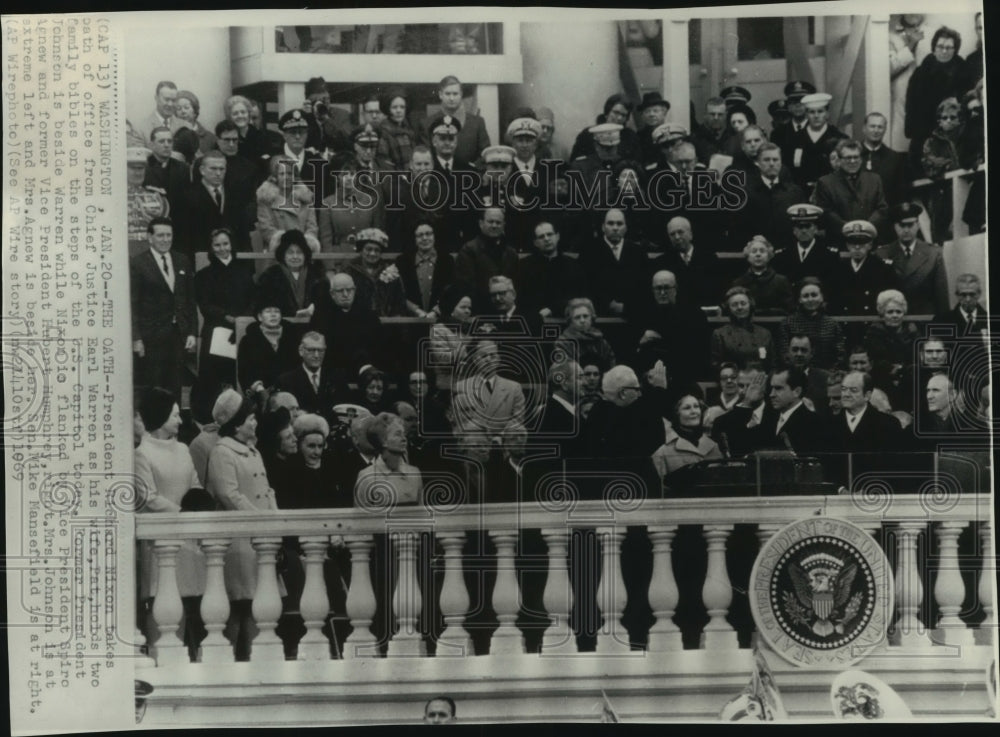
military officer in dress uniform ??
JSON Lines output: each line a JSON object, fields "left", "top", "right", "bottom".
{"left": 875, "top": 202, "right": 950, "bottom": 316}
{"left": 788, "top": 92, "right": 847, "bottom": 192}
{"left": 832, "top": 220, "right": 898, "bottom": 333}
{"left": 268, "top": 109, "right": 330, "bottom": 204}
{"left": 771, "top": 80, "right": 816, "bottom": 161}
{"left": 770, "top": 203, "right": 841, "bottom": 285}
{"left": 127, "top": 147, "right": 170, "bottom": 259}
{"left": 567, "top": 122, "right": 624, "bottom": 192}
{"left": 428, "top": 114, "right": 470, "bottom": 173}
{"left": 348, "top": 123, "right": 394, "bottom": 177}
{"left": 506, "top": 117, "right": 547, "bottom": 250}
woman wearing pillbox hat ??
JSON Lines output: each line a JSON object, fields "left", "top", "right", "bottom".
{"left": 340, "top": 227, "right": 407, "bottom": 317}
{"left": 206, "top": 391, "right": 278, "bottom": 660}
{"left": 236, "top": 290, "right": 303, "bottom": 394}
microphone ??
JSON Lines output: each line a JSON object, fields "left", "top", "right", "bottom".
{"left": 779, "top": 431, "right": 795, "bottom": 455}
{"left": 719, "top": 431, "right": 731, "bottom": 458}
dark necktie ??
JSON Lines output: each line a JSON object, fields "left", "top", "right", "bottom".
{"left": 903, "top": 245, "right": 912, "bottom": 258}
{"left": 213, "top": 187, "right": 222, "bottom": 210}
{"left": 161, "top": 254, "right": 170, "bottom": 277}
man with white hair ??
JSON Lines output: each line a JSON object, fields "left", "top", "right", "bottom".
{"left": 629, "top": 270, "right": 710, "bottom": 389}
{"left": 581, "top": 364, "right": 665, "bottom": 459}
{"left": 308, "top": 272, "right": 384, "bottom": 383}
{"left": 650, "top": 217, "right": 721, "bottom": 308}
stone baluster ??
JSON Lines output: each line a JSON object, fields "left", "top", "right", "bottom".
{"left": 199, "top": 538, "right": 233, "bottom": 663}
{"left": 151, "top": 540, "right": 187, "bottom": 666}
{"left": 343, "top": 535, "right": 378, "bottom": 658}
{"left": 436, "top": 532, "right": 471, "bottom": 656}
{"left": 893, "top": 523, "right": 931, "bottom": 649}
{"left": 489, "top": 530, "right": 525, "bottom": 654}
{"left": 933, "top": 521, "right": 974, "bottom": 646}
{"left": 596, "top": 527, "right": 629, "bottom": 653}
{"left": 701, "top": 525, "right": 737, "bottom": 650}
{"left": 756, "top": 523, "right": 783, "bottom": 548}
{"left": 250, "top": 537, "right": 285, "bottom": 660}
{"left": 388, "top": 530, "right": 425, "bottom": 656}
{"left": 541, "top": 528, "right": 576, "bottom": 654}
{"left": 297, "top": 536, "right": 333, "bottom": 660}
{"left": 750, "top": 523, "right": 784, "bottom": 648}
{"left": 978, "top": 523, "right": 995, "bottom": 646}
{"left": 647, "top": 525, "right": 682, "bottom": 652}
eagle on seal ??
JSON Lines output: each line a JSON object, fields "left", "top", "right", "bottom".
{"left": 788, "top": 554, "right": 858, "bottom": 637}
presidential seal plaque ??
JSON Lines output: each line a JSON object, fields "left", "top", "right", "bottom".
{"left": 750, "top": 517, "right": 893, "bottom": 668}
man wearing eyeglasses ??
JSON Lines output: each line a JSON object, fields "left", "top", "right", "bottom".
{"left": 830, "top": 371, "right": 905, "bottom": 487}
{"left": 275, "top": 331, "right": 341, "bottom": 421}
{"left": 631, "top": 270, "right": 710, "bottom": 389}
{"left": 211, "top": 120, "right": 261, "bottom": 223}
{"left": 812, "top": 139, "right": 889, "bottom": 246}
{"left": 308, "top": 272, "right": 384, "bottom": 384}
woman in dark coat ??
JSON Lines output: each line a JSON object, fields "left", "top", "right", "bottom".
{"left": 255, "top": 229, "right": 328, "bottom": 318}
{"left": 192, "top": 228, "right": 256, "bottom": 423}
{"left": 905, "top": 27, "right": 972, "bottom": 166}
{"left": 224, "top": 94, "right": 268, "bottom": 164}
{"left": 236, "top": 292, "right": 302, "bottom": 393}
{"left": 777, "top": 277, "right": 845, "bottom": 369}
{"left": 376, "top": 87, "right": 422, "bottom": 169}
{"left": 340, "top": 227, "right": 408, "bottom": 317}
{"left": 395, "top": 219, "right": 456, "bottom": 318}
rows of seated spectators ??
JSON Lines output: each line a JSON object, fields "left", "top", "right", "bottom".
{"left": 131, "top": 18, "right": 989, "bottom": 658}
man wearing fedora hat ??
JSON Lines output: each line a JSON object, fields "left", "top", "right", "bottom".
{"left": 636, "top": 92, "right": 671, "bottom": 164}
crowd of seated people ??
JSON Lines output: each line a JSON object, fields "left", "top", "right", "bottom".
{"left": 131, "top": 17, "right": 989, "bottom": 658}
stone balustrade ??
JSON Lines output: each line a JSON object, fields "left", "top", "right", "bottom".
{"left": 136, "top": 493, "right": 993, "bottom": 665}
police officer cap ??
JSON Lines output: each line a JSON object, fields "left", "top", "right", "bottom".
{"left": 279, "top": 109, "right": 309, "bottom": 130}
{"left": 652, "top": 122, "right": 689, "bottom": 145}
{"left": 767, "top": 99, "right": 790, "bottom": 118}
{"left": 842, "top": 220, "right": 877, "bottom": 243}
{"left": 429, "top": 114, "right": 462, "bottom": 136}
{"left": 891, "top": 201, "right": 923, "bottom": 222}
{"left": 506, "top": 117, "right": 542, "bottom": 139}
{"left": 482, "top": 145, "right": 516, "bottom": 164}
{"left": 720, "top": 86, "right": 752, "bottom": 105}
{"left": 783, "top": 80, "right": 817, "bottom": 100}
{"left": 128, "top": 147, "right": 151, "bottom": 164}
{"left": 800, "top": 93, "right": 833, "bottom": 109}
{"left": 589, "top": 122, "right": 623, "bottom": 147}
{"left": 351, "top": 123, "right": 380, "bottom": 144}
{"left": 786, "top": 203, "right": 823, "bottom": 222}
